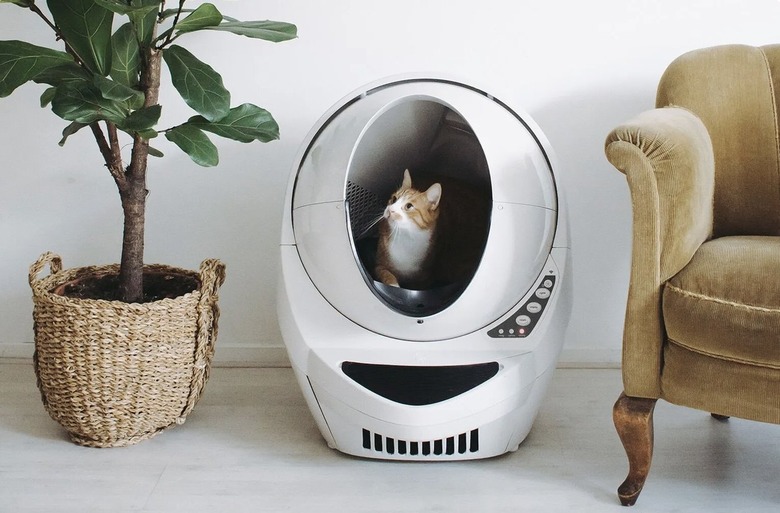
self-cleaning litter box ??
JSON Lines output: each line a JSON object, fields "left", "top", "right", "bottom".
{"left": 278, "top": 76, "right": 571, "bottom": 460}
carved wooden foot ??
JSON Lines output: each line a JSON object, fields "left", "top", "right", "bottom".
{"left": 613, "top": 393, "right": 657, "bottom": 506}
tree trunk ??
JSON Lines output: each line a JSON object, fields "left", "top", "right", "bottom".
{"left": 118, "top": 49, "right": 163, "bottom": 303}
{"left": 118, "top": 171, "right": 146, "bottom": 303}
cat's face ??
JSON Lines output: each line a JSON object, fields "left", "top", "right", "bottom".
{"left": 384, "top": 169, "right": 442, "bottom": 231}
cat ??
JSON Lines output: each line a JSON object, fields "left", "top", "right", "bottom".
{"left": 374, "top": 169, "right": 490, "bottom": 290}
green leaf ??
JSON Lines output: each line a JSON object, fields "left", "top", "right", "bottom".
{"left": 110, "top": 23, "right": 141, "bottom": 87}
{"left": 0, "top": 0, "right": 35, "bottom": 7}
{"left": 40, "top": 86, "right": 57, "bottom": 107}
{"left": 162, "top": 44, "right": 230, "bottom": 122}
{"left": 47, "top": 0, "right": 114, "bottom": 76}
{"left": 160, "top": 8, "right": 237, "bottom": 22}
{"left": 93, "top": 75, "right": 144, "bottom": 109}
{"left": 187, "top": 103, "right": 279, "bottom": 143}
{"left": 0, "top": 40, "right": 73, "bottom": 97}
{"left": 147, "top": 145, "right": 164, "bottom": 157}
{"left": 136, "top": 128, "right": 158, "bottom": 139}
{"left": 119, "top": 104, "right": 161, "bottom": 131}
{"left": 206, "top": 20, "right": 297, "bottom": 42}
{"left": 175, "top": 3, "right": 222, "bottom": 33}
{"left": 159, "top": 8, "right": 187, "bottom": 20}
{"left": 58, "top": 121, "right": 88, "bottom": 146}
{"left": 51, "top": 82, "right": 127, "bottom": 124}
{"left": 129, "top": 0, "right": 160, "bottom": 46}
{"left": 165, "top": 124, "right": 218, "bottom": 166}
{"left": 32, "top": 61, "right": 92, "bottom": 86}
{"left": 94, "top": 0, "right": 158, "bottom": 17}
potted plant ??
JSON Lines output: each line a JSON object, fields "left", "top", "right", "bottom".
{"left": 0, "top": 0, "right": 296, "bottom": 447}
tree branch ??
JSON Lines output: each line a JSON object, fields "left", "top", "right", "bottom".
{"left": 128, "top": 50, "right": 162, "bottom": 176}
{"left": 158, "top": 0, "right": 186, "bottom": 49}
{"left": 27, "top": 1, "right": 88, "bottom": 69}
{"left": 107, "top": 121, "right": 122, "bottom": 165}
{"left": 26, "top": 2, "right": 58, "bottom": 34}
{"left": 90, "top": 122, "right": 126, "bottom": 190}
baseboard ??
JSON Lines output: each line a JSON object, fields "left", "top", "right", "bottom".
{"left": 557, "top": 348, "right": 621, "bottom": 369}
{"left": 0, "top": 343, "right": 619, "bottom": 369}
{"left": 0, "top": 343, "right": 34, "bottom": 360}
{"left": 213, "top": 346, "right": 291, "bottom": 368}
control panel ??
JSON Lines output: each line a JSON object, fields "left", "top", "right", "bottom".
{"left": 487, "top": 273, "right": 556, "bottom": 338}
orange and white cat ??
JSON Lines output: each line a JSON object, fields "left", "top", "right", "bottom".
{"left": 374, "top": 169, "right": 489, "bottom": 290}
{"left": 375, "top": 169, "right": 442, "bottom": 289}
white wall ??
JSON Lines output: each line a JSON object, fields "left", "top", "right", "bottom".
{"left": 2, "top": 0, "right": 779, "bottom": 365}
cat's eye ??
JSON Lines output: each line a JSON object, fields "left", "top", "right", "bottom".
{"left": 404, "top": 202, "right": 414, "bottom": 210}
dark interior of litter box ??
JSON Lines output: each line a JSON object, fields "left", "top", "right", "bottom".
{"left": 346, "top": 99, "right": 492, "bottom": 316}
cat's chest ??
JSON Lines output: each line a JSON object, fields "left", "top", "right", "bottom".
{"left": 386, "top": 228, "right": 433, "bottom": 273}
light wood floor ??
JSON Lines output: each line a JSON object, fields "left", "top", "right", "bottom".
{"left": 1, "top": 363, "right": 777, "bottom": 512}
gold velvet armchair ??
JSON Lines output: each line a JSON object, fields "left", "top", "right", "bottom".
{"left": 605, "top": 44, "right": 780, "bottom": 506}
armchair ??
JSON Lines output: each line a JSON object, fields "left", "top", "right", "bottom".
{"left": 605, "top": 44, "right": 780, "bottom": 506}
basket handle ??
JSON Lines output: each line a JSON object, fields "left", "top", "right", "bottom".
{"left": 199, "top": 258, "right": 227, "bottom": 301}
{"left": 29, "top": 252, "right": 63, "bottom": 289}
{"left": 196, "top": 258, "right": 226, "bottom": 362}
{"left": 178, "top": 258, "right": 226, "bottom": 423}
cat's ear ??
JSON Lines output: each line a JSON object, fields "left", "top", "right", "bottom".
{"left": 426, "top": 183, "right": 442, "bottom": 209}
{"left": 402, "top": 169, "right": 412, "bottom": 189}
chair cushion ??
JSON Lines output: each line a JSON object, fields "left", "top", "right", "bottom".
{"left": 663, "top": 236, "right": 780, "bottom": 369}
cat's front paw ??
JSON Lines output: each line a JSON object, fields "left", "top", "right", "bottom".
{"left": 376, "top": 268, "right": 400, "bottom": 287}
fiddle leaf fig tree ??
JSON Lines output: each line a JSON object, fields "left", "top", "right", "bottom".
{"left": 0, "top": 0, "right": 296, "bottom": 302}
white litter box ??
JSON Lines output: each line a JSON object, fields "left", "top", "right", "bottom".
{"left": 278, "top": 76, "right": 571, "bottom": 460}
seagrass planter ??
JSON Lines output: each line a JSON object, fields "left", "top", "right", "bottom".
{"left": 28, "top": 252, "right": 226, "bottom": 448}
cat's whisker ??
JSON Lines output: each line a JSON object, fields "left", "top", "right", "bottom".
{"left": 389, "top": 223, "right": 403, "bottom": 241}
{"left": 357, "top": 213, "right": 385, "bottom": 239}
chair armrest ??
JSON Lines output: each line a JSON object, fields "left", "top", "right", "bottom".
{"left": 604, "top": 107, "right": 714, "bottom": 397}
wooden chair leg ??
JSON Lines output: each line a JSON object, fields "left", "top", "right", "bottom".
{"left": 613, "top": 393, "right": 657, "bottom": 506}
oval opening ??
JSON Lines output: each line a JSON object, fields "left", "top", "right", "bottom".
{"left": 346, "top": 98, "right": 492, "bottom": 316}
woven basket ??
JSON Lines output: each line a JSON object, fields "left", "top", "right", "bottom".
{"left": 29, "top": 252, "right": 226, "bottom": 448}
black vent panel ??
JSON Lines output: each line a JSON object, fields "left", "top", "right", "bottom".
{"left": 362, "top": 428, "right": 479, "bottom": 456}
{"left": 342, "top": 362, "right": 499, "bottom": 406}
{"left": 346, "top": 180, "right": 384, "bottom": 239}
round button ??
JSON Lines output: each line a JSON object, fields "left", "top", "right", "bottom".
{"left": 535, "top": 288, "right": 551, "bottom": 299}
{"left": 527, "top": 302, "right": 542, "bottom": 314}
{"left": 515, "top": 315, "right": 531, "bottom": 326}
{"left": 543, "top": 279, "right": 553, "bottom": 288}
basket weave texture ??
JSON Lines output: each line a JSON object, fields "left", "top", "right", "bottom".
{"left": 29, "top": 252, "right": 226, "bottom": 448}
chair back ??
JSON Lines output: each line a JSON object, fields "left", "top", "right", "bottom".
{"left": 657, "top": 44, "right": 780, "bottom": 237}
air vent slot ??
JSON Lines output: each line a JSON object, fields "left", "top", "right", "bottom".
{"left": 362, "top": 428, "right": 479, "bottom": 456}
{"left": 342, "top": 362, "right": 499, "bottom": 405}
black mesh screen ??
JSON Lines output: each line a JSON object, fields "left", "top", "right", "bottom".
{"left": 342, "top": 361, "right": 499, "bottom": 406}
